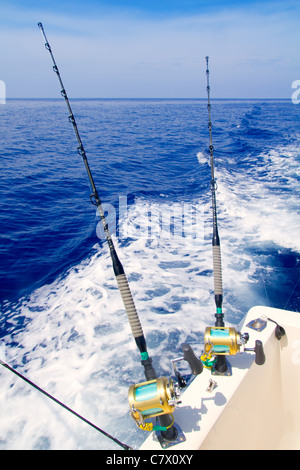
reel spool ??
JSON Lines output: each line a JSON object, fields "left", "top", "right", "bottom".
{"left": 203, "top": 326, "right": 248, "bottom": 356}
{"left": 128, "top": 377, "right": 180, "bottom": 432}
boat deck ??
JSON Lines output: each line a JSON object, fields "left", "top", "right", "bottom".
{"left": 140, "top": 306, "right": 300, "bottom": 450}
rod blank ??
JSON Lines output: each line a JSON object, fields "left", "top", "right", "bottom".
{"left": 205, "top": 56, "right": 224, "bottom": 321}
{"left": 38, "top": 22, "right": 152, "bottom": 370}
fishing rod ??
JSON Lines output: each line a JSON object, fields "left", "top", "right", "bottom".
{"left": 37, "top": 22, "right": 204, "bottom": 447}
{"left": 205, "top": 56, "right": 224, "bottom": 329}
{"left": 205, "top": 55, "right": 227, "bottom": 374}
{"left": 201, "top": 57, "right": 265, "bottom": 375}
{"left": 0, "top": 358, "right": 131, "bottom": 450}
{"left": 37, "top": 21, "right": 154, "bottom": 381}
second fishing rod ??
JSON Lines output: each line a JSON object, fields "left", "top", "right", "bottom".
{"left": 200, "top": 57, "right": 265, "bottom": 375}
{"left": 206, "top": 56, "right": 223, "bottom": 329}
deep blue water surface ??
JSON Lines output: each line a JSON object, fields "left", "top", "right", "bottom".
{"left": 1, "top": 99, "right": 298, "bottom": 310}
{"left": 0, "top": 99, "right": 299, "bottom": 449}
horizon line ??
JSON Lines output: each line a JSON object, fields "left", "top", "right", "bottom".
{"left": 5, "top": 97, "right": 291, "bottom": 101}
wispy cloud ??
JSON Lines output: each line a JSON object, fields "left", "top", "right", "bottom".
{"left": 1, "top": 0, "right": 299, "bottom": 97}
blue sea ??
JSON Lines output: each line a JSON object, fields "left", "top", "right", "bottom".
{"left": 0, "top": 98, "right": 299, "bottom": 449}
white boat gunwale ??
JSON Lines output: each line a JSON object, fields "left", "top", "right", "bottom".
{"left": 140, "top": 306, "right": 300, "bottom": 450}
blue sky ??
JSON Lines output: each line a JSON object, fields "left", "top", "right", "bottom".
{"left": 0, "top": 0, "right": 299, "bottom": 98}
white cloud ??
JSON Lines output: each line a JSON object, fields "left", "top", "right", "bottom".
{"left": 0, "top": 1, "right": 299, "bottom": 97}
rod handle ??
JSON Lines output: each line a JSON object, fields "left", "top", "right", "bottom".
{"left": 212, "top": 244, "right": 223, "bottom": 296}
{"left": 116, "top": 273, "right": 144, "bottom": 339}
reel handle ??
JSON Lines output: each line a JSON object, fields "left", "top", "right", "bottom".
{"left": 254, "top": 340, "right": 265, "bottom": 365}
{"left": 181, "top": 343, "right": 203, "bottom": 375}
{"left": 245, "top": 340, "right": 265, "bottom": 366}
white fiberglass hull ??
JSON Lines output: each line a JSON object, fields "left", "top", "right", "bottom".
{"left": 140, "top": 306, "right": 300, "bottom": 450}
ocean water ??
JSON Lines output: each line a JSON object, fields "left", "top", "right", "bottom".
{"left": 0, "top": 98, "right": 299, "bottom": 450}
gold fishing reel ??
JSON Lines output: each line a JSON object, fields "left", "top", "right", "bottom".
{"left": 201, "top": 326, "right": 265, "bottom": 371}
{"left": 128, "top": 377, "right": 180, "bottom": 432}
{"left": 201, "top": 326, "right": 249, "bottom": 368}
{"left": 204, "top": 326, "right": 247, "bottom": 356}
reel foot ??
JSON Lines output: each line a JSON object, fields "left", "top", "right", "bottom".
{"left": 211, "top": 358, "right": 232, "bottom": 376}
{"left": 156, "top": 421, "right": 186, "bottom": 449}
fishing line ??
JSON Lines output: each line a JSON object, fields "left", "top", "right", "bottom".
{"left": 284, "top": 276, "right": 300, "bottom": 311}
{"left": 0, "top": 358, "right": 132, "bottom": 450}
{"left": 6, "top": 0, "right": 34, "bottom": 21}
